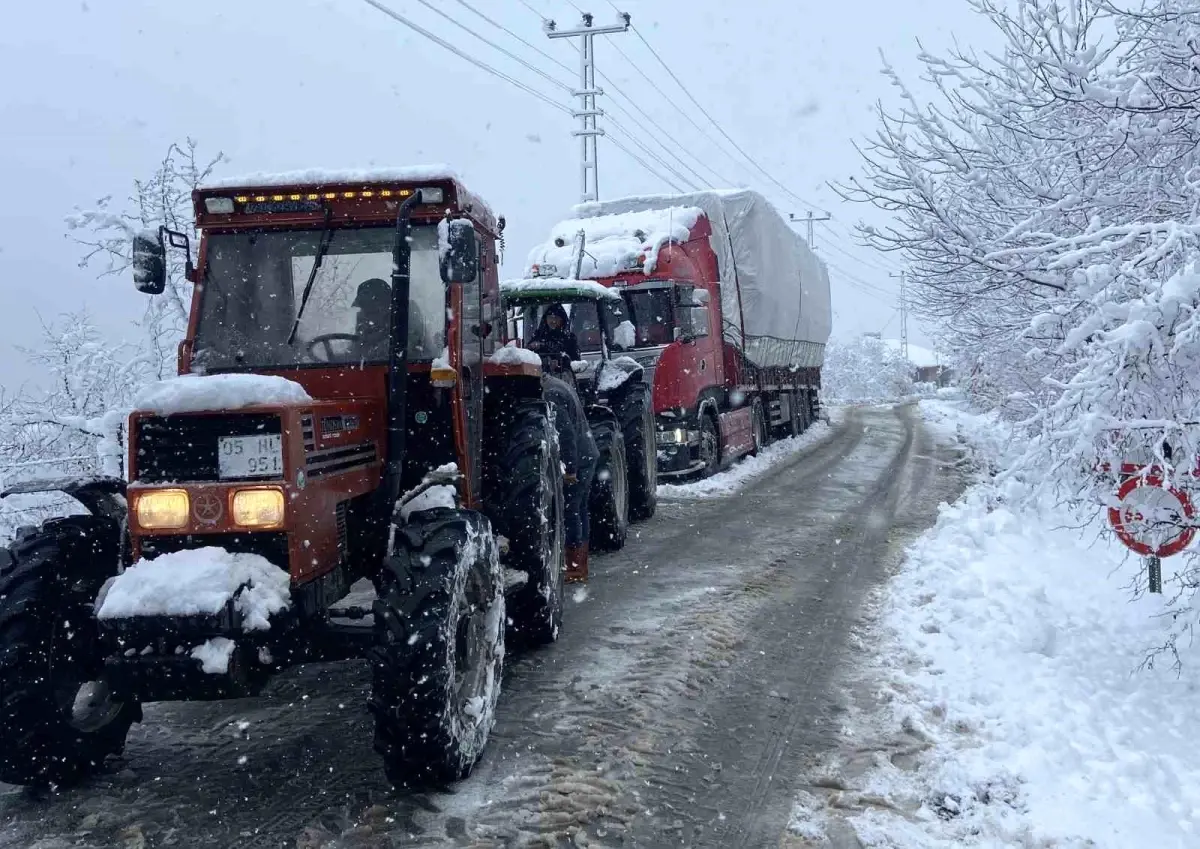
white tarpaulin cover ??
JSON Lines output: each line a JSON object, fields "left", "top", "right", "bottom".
{"left": 531, "top": 190, "right": 831, "bottom": 369}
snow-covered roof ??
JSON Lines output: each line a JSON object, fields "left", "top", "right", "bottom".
{"left": 201, "top": 164, "right": 460, "bottom": 190}
{"left": 525, "top": 206, "right": 703, "bottom": 280}
{"left": 500, "top": 277, "right": 623, "bottom": 302}
{"left": 881, "top": 339, "right": 942, "bottom": 368}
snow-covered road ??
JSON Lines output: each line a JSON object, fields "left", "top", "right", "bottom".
{"left": 0, "top": 405, "right": 965, "bottom": 849}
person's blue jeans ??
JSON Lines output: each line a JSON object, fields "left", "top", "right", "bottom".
{"left": 564, "top": 454, "right": 597, "bottom": 547}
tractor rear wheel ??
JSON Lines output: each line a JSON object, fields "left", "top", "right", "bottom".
{"left": 590, "top": 418, "right": 629, "bottom": 551}
{"left": 493, "top": 400, "right": 564, "bottom": 647}
{"left": 0, "top": 515, "right": 140, "bottom": 787}
{"left": 370, "top": 508, "right": 505, "bottom": 787}
{"left": 615, "top": 382, "right": 657, "bottom": 521}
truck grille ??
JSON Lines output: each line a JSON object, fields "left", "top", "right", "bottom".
{"left": 134, "top": 413, "right": 283, "bottom": 483}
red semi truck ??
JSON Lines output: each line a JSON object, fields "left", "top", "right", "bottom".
{"left": 524, "top": 190, "right": 832, "bottom": 479}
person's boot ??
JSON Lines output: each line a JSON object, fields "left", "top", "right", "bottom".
{"left": 565, "top": 543, "right": 589, "bottom": 583}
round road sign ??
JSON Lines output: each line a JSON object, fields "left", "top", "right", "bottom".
{"left": 1107, "top": 473, "right": 1196, "bottom": 557}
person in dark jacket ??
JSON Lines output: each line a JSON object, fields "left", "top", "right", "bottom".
{"left": 542, "top": 362, "right": 597, "bottom": 582}
{"left": 529, "top": 304, "right": 581, "bottom": 363}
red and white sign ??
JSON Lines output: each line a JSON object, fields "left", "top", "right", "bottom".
{"left": 1107, "top": 473, "right": 1196, "bottom": 557}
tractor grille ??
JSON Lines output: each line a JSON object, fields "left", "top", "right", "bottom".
{"left": 134, "top": 413, "right": 283, "bottom": 483}
{"left": 140, "top": 532, "right": 289, "bottom": 570}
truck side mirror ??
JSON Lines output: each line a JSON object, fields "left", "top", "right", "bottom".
{"left": 132, "top": 229, "right": 167, "bottom": 295}
{"left": 439, "top": 219, "right": 479, "bottom": 284}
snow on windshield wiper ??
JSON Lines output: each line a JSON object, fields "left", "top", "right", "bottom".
{"left": 286, "top": 212, "right": 335, "bottom": 345}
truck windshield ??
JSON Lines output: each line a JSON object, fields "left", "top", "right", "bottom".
{"left": 621, "top": 287, "right": 675, "bottom": 347}
{"left": 193, "top": 225, "right": 445, "bottom": 371}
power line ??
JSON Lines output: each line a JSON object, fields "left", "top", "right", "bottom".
{"left": 359, "top": 0, "right": 573, "bottom": 116}
{"left": 606, "top": 115, "right": 703, "bottom": 192}
{"left": 607, "top": 135, "right": 686, "bottom": 192}
{"left": 359, "top": 0, "right": 685, "bottom": 194}
{"left": 411, "top": 0, "right": 573, "bottom": 94}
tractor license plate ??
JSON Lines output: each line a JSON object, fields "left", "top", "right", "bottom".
{"left": 218, "top": 435, "right": 283, "bottom": 479}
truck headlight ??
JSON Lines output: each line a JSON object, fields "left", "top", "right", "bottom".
{"left": 231, "top": 488, "right": 285, "bottom": 528}
{"left": 657, "top": 427, "right": 689, "bottom": 445}
{"left": 135, "top": 489, "right": 190, "bottom": 530}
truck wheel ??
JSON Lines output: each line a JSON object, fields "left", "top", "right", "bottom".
{"left": 616, "top": 383, "right": 657, "bottom": 521}
{"left": 493, "top": 400, "right": 564, "bottom": 647}
{"left": 590, "top": 418, "right": 629, "bottom": 551}
{"left": 699, "top": 412, "right": 721, "bottom": 477}
{"left": 750, "top": 398, "right": 769, "bottom": 456}
{"left": 0, "top": 515, "right": 140, "bottom": 787}
{"left": 370, "top": 508, "right": 505, "bottom": 786}
{"left": 798, "top": 389, "right": 812, "bottom": 432}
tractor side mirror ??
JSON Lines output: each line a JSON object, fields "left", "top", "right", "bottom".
{"left": 439, "top": 219, "right": 479, "bottom": 284}
{"left": 132, "top": 229, "right": 167, "bottom": 295}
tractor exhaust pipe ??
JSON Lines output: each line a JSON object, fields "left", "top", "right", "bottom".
{"left": 381, "top": 190, "right": 423, "bottom": 523}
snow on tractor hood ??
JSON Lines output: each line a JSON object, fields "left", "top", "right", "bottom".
{"left": 525, "top": 206, "right": 704, "bottom": 279}
{"left": 133, "top": 374, "right": 313, "bottom": 416}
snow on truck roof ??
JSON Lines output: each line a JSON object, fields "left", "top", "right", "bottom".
{"left": 529, "top": 188, "right": 833, "bottom": 370}
{"left": 525, "top": 205, "right": 704, "bottom": 280}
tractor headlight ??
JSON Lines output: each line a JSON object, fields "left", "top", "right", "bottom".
{"left": 135, "top": 489, "right": 190, "bottom": 530}
{"left": 231, "top": 488, "right": 286, "bottom": 528}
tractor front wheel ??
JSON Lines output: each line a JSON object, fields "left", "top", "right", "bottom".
{"left": 0, "top": 516, "right": 140, "bottom": 787}
{"left": 370, "top": 509, "right": 505, "bottom": 787}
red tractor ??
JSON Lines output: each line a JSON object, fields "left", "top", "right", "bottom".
{"left": 0, "top": 169, "right": 565, "bottom": 787}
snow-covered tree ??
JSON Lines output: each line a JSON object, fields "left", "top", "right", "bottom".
{"left": 66, "top": 138, "right": 223, "bottom": 379}
{"left": 846, "top": 0, "right": 1200, "bottom": 663}
{"left": 823, "top": 336, "right": 914, "bottom": 402}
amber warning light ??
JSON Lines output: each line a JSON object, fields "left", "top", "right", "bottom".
{"left": 204, "top": 186, "right": 446, "bottom": 216}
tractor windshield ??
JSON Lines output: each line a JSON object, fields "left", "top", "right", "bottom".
{"left": 193, "top": 225, "right": 445, "bottom": 371}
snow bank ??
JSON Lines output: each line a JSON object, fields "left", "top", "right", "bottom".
{"left": 97, "top": 548, "right": 291, "bottom": 632}
{"left": 487, "top": 341, "right": 542, "bottom": 367}
{"left": 838, "top": 401, "right": 1200, "bottom": 848}
{"left": 134, "top": 374, "right": 311, "bottom": 415}
{"left": 201, "top": 164, "right": 458, "bottom": 190}
{"left": 500, "top": 277, "right": 623, "bottom": 302}
{"left": 658, "top": 421, "right": 832, "bottom": 499}
{"left": 526, "top": 206, "right": 702, "bottom": 280}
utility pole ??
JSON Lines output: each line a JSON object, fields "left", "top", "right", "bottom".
{"left": 546, "top": 12, "right": 631, "bottom": 204}
{"left": 788, "top": 211, "right": 832, "bottom": 248}
{"left": 891, "top": 271, "right": 909, "bottom": 362}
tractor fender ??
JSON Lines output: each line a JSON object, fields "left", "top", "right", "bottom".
{"left": 1, "top": 477, "right": 127, "bottom": 524}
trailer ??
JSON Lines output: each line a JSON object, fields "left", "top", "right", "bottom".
{"left": 525, "top": 189, "right": 832, "bottom": 478}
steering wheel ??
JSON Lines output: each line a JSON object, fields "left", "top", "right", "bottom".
{"left": 307, "top": 333, "right": 361, "bottom": 362}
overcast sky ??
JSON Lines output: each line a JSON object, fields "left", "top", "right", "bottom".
{"left": 1, "top": 0, "right": 991, "bottom": 386}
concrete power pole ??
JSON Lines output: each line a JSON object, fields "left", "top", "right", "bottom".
{"left": 788, "top": 211, "right": 832, "bottom": 248}
{"left": 891, "top": 271, "right": 909, "bottom": 361}
{"left": 545, "top": 12, "right": 631, "bottom": 204}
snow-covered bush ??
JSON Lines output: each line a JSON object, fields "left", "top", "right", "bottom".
{"left": 0, "top": 140, "right": 223, "bottom": 539}
{"left": 846, "top": 0, "right": 1200, "bottom": 660}
{"left": 823, "top": 335, "right": 914, "bottom": 403}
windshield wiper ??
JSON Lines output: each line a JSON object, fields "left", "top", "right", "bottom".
{"left": 286, "top": 212, "right": 335, "bottom": 345}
